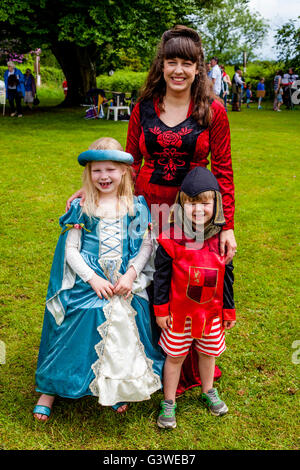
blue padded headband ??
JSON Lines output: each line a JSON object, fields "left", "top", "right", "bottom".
{"left": 78, "top": 149, "right": 134, "bottom": 166}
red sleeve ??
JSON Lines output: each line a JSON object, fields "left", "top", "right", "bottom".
{"left": 209, "top": 100, "right": 235, "bottom": 230}
{"left": 126, "top": 102, "right": 143, "bottom": 179}
{"left": 153, "top": 303, "right": 170, "bottom": 317}
{"left": 222, "top": 309, "right": 236, "bottom": 322}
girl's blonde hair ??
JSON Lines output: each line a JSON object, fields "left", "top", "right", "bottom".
{"left": 81, "top": 137, "right": 134, "bottom": 217}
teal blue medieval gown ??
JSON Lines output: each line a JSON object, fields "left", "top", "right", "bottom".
{"left": 35, "top": 197, "right": 164, "bottom": 406}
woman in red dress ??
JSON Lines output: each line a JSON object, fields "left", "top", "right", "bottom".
{"left": 67, "top": 25, "right": 237, "bottom": 396}
{"left": 125, "top": 25, "right": 236, "bottom": 395}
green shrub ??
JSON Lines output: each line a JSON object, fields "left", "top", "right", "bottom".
{"left": 97, "top": 69, "right": 147, "bottom": 94}
{"left": 0, "top": 65, "right": 64, "bottom": 86}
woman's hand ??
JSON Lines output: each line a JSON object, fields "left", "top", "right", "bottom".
{"left": 113, "top": 266, "right": 137, "bottom": 299}
{"left": 220, "top": 229, "right": 237, "bottom": 264}
{"left": 156, "top": 315, "right": 171, "bottom": 330}
{"left": 223, "top": 320, "right": 236, "bottom": 330}
{"left": 65, "top": 188, "right": 86, "bottom": 212}
{"left": 88, "top": 273, "right": 114, "bottom": 300}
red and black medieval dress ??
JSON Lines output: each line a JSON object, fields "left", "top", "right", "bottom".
{"left": 126, "top": 97, "right": 235, "bottom": 395}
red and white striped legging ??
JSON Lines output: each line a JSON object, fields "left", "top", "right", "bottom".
{"left": 159, "top": 316, "right": 226, "bottom": 358}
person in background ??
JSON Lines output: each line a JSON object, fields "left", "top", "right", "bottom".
{"left": 62, "top": 79, "right": 68, "bottom": 96}
{"left": 220, "top": 65, "right": 231, "bottom": 111}
{"left": 3, "top": 60, "right": 25, "bottom": 117}
{"left": 24, "top": 69, "right": 36, "bottom": 110}
{"left": 273, "top": 70, "right": 282, "bottom": 111}
{"left": 286, "top": 68, "right": 299, "bottom": 109}
{"left": 231, "top": 66, "right": 245, "bottom": 111}
{"left": 206, "top": 62, "right": 212, "bottom": 79}
{"left": 245, "top": 82, "right": 252, "bottom": 108}
{"left": 210, "top": 57, "right": 222, "bottom": 97}
{"left": 276, "top": 86, "right": 283, "bottom": 112}
{"left": 257, "top": 77, "right": 265, "bottom": 110}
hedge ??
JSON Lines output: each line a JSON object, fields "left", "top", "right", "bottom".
{"left": 0, "top": 65, "right": 64, "bottom": 86}
{"left": 97, "top": 69, "right": 147, "bottom": 94}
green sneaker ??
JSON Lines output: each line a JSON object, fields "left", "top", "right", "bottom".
{"left": 201, "top": 388, "right": 228, "bottom": 416}
{"left": 157, "top": 399, "right": 177, "bottom": 429}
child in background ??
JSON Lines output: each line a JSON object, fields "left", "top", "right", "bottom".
{"left": 276, "top": 87, "right": 283, "bottom": 112}
{"left": 153, "top": 167, "right": 236, "bottom": 429}
{"left": 24, "top": 69, "right": 36, "bottom": 109}
{"left": 33, "top": 137, "right": 164, "bottom": 422}
{"left": 257, "top": 78, "right": 265, "bottom": 109}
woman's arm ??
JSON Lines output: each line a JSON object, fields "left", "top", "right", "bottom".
{"left": 209, "top": 101, "right": 237, "bottom": 263}
{"left": 65, "top": 188, "right": 85, "bottom": 212}
{"left": 209, "top": 101, "right": 235, "bottom": 231}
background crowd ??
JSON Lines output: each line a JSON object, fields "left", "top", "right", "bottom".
{"left": 206, "top": 57, "right": 299, "bottom": 112}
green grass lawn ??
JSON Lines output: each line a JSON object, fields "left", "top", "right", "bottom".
{"left": 0, "top": 88, "right": 299, "bottom": 450}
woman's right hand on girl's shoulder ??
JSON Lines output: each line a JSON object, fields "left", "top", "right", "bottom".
{"left": 88, "top": 273, "right": 114, "bottom": 300}
{"left": 65, "top": 188, "right": 86, "bottom": 212}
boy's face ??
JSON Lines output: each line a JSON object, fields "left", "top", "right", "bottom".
{"left": 184, "top": 196, "right": 214, "bottom": 229}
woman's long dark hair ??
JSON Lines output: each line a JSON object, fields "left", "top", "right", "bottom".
{"left": 139, "top": 25, "right": 216, "bottom": 127}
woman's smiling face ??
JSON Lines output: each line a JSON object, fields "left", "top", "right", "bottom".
{"left": 163, "top": 57, "right": 199, "bottom": 94}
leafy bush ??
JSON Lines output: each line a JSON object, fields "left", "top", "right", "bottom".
{"left": 97, "top": 69, "right": 147, "bottom": 94}
{"left": 0, "top": 65, "right": 64, "bottom": 86}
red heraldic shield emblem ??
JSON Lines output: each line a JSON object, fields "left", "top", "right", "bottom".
{"left": 187, "top": 267, "right": 218, "bottom": 304}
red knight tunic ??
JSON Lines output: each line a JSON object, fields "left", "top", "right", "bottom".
{"left": 153, "top": 226, "right": 236, "bottom": 337}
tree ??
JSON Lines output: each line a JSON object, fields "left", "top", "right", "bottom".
{"left": 0, "top": 0, "right": 221, "bottom": 106}
{"left": 195, "top": 0, "right": 269, "bottom": 64}
{"left": 274, "top": 17, "right": 300, "bottom": 70}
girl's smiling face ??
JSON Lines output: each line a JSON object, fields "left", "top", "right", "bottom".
{"left": 163, "top": 57, "right": 199, "bottom": 94}
{"left": 90, "top": 161, "right": 125, "bottom": 196}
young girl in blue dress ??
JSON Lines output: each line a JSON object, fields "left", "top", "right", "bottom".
{"left": 33, "top": 137, "right": 164, "bottom": 421}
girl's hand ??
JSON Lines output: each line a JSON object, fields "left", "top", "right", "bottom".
{"left": 66, "top": 188, "right": 86, "bottom": 212}
{"left": 156, "top": 315, "right": 171, "bottom": 330}
{"left": 88, "top": 273, "right": 114, "bottom": 300}
{"left": 113, "top": 266, "right": 137, "bottom": 299}
{"left": 220, "top": 229, "right": 237, "bottom": 264}
{"left": 223, "top": 320, "right": 236, "bottom": 330}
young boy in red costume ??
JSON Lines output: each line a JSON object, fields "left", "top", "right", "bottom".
{"left": 153, "top": 166, "right": 236, "bottom": 429}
